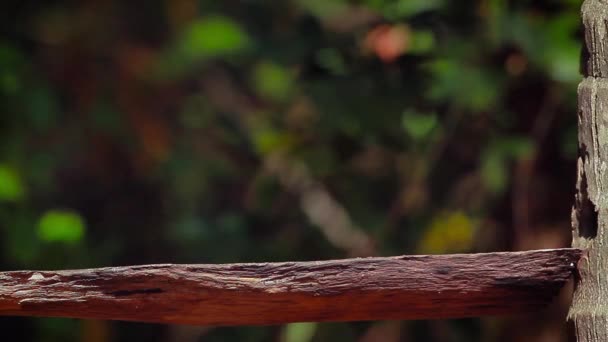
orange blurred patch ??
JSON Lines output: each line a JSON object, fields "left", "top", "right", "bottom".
{"left": 364, "top": 24, "right": 410, "bottom": 62}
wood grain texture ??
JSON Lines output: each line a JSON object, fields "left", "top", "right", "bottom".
{"left": 569, "top": 1, "right": 608, "bottom": 341}
{"left": 0, "top": 249, "right": 580, "bottom": 326}
{"left": 581, "top": 0, "right": 608, "bottom": 77}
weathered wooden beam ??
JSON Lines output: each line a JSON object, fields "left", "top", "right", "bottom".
{"left": 569, "top": 1, "right": 608, "bottom": 341}
{"left": 0, "top": 248, "right": 580, "bottom": 326}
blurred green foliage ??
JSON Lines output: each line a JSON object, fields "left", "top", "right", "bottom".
{"left": 0, "top": 165, "right": 25, "bottom": 201}
{"left": 37, "top": 209, "right": 86, "bottom": 245}
{"left": 284, "top": 323, "right": 319, "bottom": 342}
{"left": 1, "top": 0, "right": 581, "bottom": 341}
{"left": 402, "top": 111, "right": 438, "bottom": 140}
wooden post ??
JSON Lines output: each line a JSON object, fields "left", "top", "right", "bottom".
{"left": 0, "top": 249, "right": 579, "bottom": 325}
{"left": 568, "top": 0, "right": 608, "bottom": 340}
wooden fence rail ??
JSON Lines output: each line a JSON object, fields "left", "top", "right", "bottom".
{"left": 0, "top": 248, "right": 581, "bottom": 326}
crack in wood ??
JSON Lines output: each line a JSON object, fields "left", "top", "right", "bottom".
{"left": 107, "top": 288, "right": 164, "bottom": 297}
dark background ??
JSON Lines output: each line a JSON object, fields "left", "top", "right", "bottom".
{"left": 0, "top": 0, "right": 582, "bottom": 341}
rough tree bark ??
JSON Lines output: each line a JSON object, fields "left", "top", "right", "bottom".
{"left": 568, "top": 0, "right": 608, "bottom": 340}
{"left": 0, "top": 249, "right": 579, "bottom": 325}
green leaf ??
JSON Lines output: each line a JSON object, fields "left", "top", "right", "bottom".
{"left": 418, "top": 211, "right": 476, "bottom": 254}
{"left": 504, "top": 14, "right": 580, "bottom": 83}
{"left": 402, "top": 111, "right": 438, "bottom": 140}
{"left": 479, "top": 137, "right": 533, "bottom": 194}
{"left": 178, "top": 16, "right": 251, "bottom": 60}
{"left": 496, "top": 136, "right": 534, "bottom": 159}
{"left": 283, "top": 322, "right": 317, "bottom": 342}
{"left": 383, "top": 0, "right": 444, "bottom": 19}
{"left": 409, "top": 30, "right": 435, "bottom": 54}
{"left": 252, "top": 62, "right": 293, "bottom": 100}
{"left": 4, "top": 213, "right": 40, "bottom": 264}
{"left": 427, "top": 58, "right": 502, "bottom": 111}
{"left": 0, "top": 72, "right": 19, "bottom": 94}
{"left": 315, "top": 48, "right": 347, "bottom": 75}
{"left": 27, "top": 86, "right": 58, "bottom": 129}
{"left": 37, "top": 210, "right": 86, "bottom": 244}
{"left": 0, "top": 44, "right": 23, "bottom": 94}
{"left": 252, "top": 125, "right": 293, "bottom": 155}
{"left": 0, "top": 165, "right": 25, "bottom": 201}
{"left": 295, "top": 0, "right": 347, "bottom": 18}
{"left": 481, "top": 153, "right": 507, "bottom": 194}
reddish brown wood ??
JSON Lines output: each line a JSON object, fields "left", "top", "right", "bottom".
{"left": 0, "top": 248, "right": 581, "bottom": 325}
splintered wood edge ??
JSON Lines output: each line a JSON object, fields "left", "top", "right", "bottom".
{"left": 0, "top": 248, "right": 581, "bottom": 326}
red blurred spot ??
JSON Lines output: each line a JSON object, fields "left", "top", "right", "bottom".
{"left": 364, "top": 24, "right": 410, "bottom": 62}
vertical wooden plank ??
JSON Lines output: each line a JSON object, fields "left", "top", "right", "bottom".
{"left": 569, "top": 1, "right": 608, "bottom": 340}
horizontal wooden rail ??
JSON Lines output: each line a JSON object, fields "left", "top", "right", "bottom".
{"left": 0, "top": 248, "right": 581, "bottom": 325}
